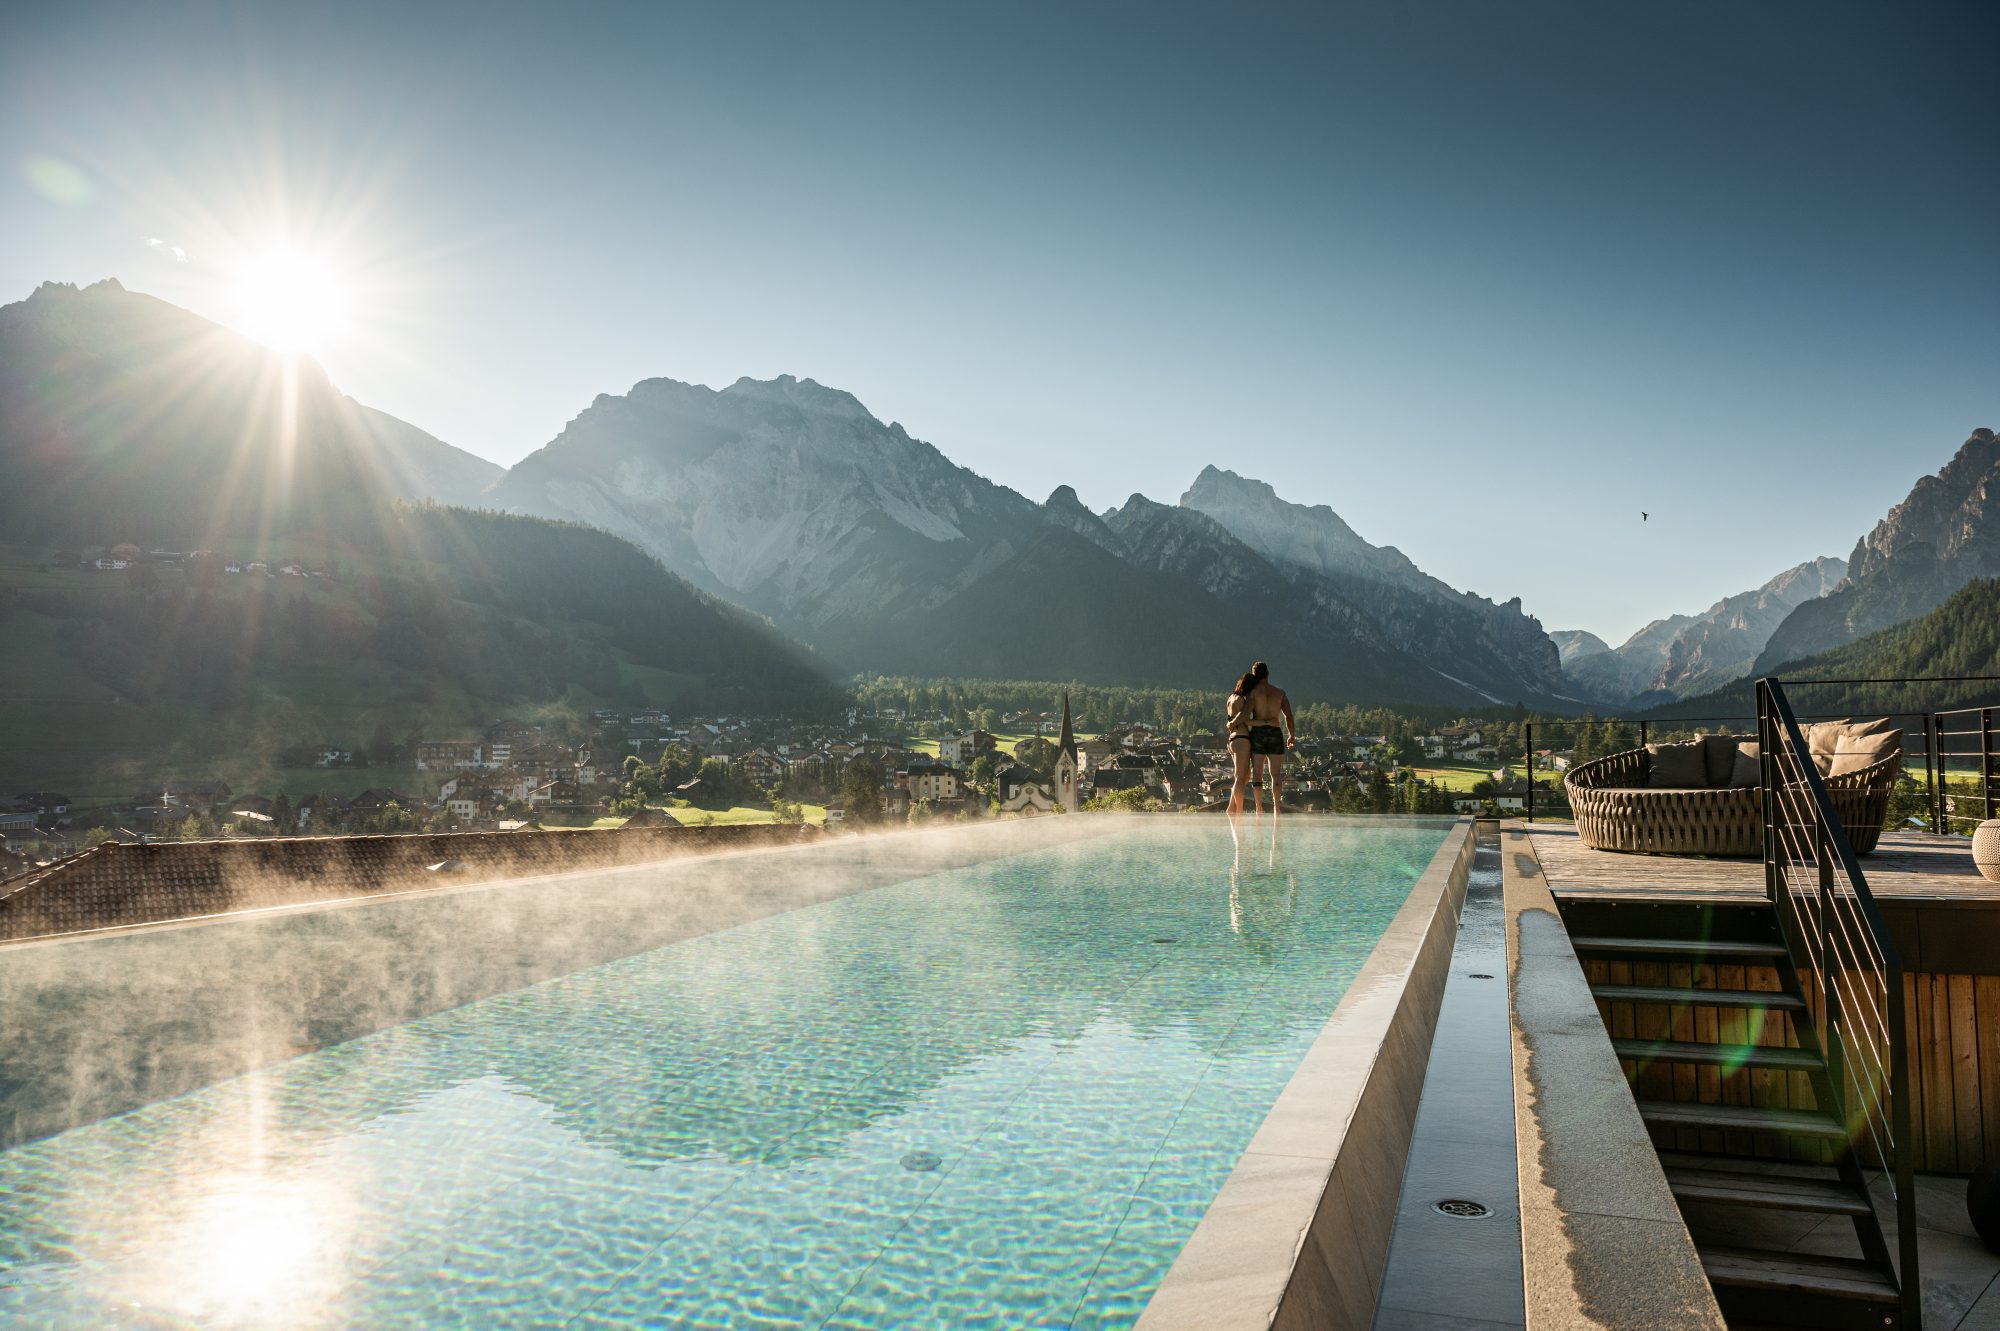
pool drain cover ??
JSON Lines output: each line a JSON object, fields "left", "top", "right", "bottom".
{"left": 1467, "top": 973, "right": 1494, "bottom": 980}
{"left": 901, "top": 1151, "right": 942, "bottom": 1172}
{"left": 1432, "top": 1199, "right": 1492, "bottom": 1219}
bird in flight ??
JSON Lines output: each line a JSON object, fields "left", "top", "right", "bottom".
{"left": 1641, "top": 511, "right": 1649, "bottom": 522}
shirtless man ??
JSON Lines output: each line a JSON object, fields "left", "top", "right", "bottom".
{"left": 1243, "top": 661, "right": 1296, "bottom": 817}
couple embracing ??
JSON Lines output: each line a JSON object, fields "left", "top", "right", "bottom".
{"left": 1226, "top": 661, "right": 1295, "bottom": 817}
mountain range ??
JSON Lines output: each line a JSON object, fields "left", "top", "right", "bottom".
{"left": 4, "top": 277, "right": 1996, "bottom": 732}
{"left": 491, "top": 372, "right": 1568, "bottom": 707}
{"left": 1555, "top": 556, "right": 1848, "bottom": 706}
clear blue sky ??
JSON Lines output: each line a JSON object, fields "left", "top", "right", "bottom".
{"left": 4, "top": 1, "right": 1995, "bottom": 643}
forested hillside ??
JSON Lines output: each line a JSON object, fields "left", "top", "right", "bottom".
{"left": 0, "top": 508, "right": 838, "bottom": 791}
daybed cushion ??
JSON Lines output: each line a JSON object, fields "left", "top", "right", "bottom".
{"left": 1807, "top": 718, "right": 1902, "bottom": 777}
{"left": 1646, "top": 741, "right": 1707, "bottom": 788}
{"left": 1729, "top": 742, "right": 1762, "bottom": 788}
{"left": 1701, "top": 734, "right": 1747, "bottom": 787}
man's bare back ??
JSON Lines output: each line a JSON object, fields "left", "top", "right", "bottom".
{"left": 1248, "top": 680, "right": 1294, "bottom": 740}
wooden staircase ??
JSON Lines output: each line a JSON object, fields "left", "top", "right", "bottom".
{"left": 1571, "top": 916, "right": 1914, "bottom": 1329}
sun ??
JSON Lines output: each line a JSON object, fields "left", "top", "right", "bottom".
{"left": 233, "top": 249, "right": 350, "bottom": 354}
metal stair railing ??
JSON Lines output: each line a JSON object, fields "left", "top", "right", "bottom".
{"left": 1757, "top": 677, "right": 1920, "bottom": 1329}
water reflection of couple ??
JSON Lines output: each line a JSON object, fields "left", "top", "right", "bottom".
{"left": 1225, "top": 660, "right": 1295, "bottom": 819}
{"left": 1228, "top": 804, "right": 1296, "bottom": 954}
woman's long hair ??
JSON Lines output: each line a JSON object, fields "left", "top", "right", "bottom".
{"left": 1233, "top": 670, "right": 1259, "bottom": 696}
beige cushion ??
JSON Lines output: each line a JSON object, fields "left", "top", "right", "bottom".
{"left": 1646, "top": 741, "right": 1707, "bottom": 788}
{"left": 1701, "top": 734, "right": 1746, "bottom": 787}
{"left": 1807, "top": 718, "right": 1902, "bottom": 776}
{"left": 1729, "top": 742, "right": 1762, "bottom": 788}
{"left": 1827, "top": 746, "right": 1896, "bottom": 778}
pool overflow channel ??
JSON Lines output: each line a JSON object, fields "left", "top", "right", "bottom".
{"left": 1372, "top": 831, "right": 1527, "bottom": 1329}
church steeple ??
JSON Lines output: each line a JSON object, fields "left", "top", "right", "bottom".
{"left": 1054, "top": 691, "right": 1080, "bottom": 812}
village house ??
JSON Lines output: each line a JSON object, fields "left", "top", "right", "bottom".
{"left": 1078, "top": 736, "right": 1117, "bottom": 768}
{"left": 937, "top": 730, "right": 998, "bottom": 767}
{"left": 903, "top": 758, "right": 961, "bottom": 804}
{"left": 0, "top": 811, "right": 41, "bottom": 850}
{"left": 415, "top": 739, "right": 483, "bottom": 771}
{"left": 14, "top": 792, "right": 72, "bottom": 816}
{"left": 735, "top": 748, "right": 785, "bottom": 787}
{"left": 529, "top": 779, "right": 588, "bottom": 815}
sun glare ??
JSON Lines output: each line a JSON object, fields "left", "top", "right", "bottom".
{"left": 233, "top": 249, "right": 350, "bottom": 354}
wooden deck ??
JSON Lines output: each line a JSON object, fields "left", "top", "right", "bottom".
{"left": 1524, "top": 827, "right": 1995, "bottom": 902}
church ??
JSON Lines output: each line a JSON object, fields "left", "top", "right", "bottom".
{"left": 1052, "top": 692, "right": 1080, "bottom": 814}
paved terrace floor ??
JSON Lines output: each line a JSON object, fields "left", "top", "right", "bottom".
{"left": 1525, "top": 828, "right": 1995, "bottom": 902}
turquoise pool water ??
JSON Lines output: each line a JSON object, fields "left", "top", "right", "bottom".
{"left": 0, "top": 817, "right": 1449, "bottom": 1330}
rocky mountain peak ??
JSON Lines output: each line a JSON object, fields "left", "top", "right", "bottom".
{"left": 721, "top": 373, "right": 871, "bottom": 420}
{"left": 1179, "top": 464, "right": 1418, "bottom": 583}
{"left": 26, "top": 277, "right": 126, "bottom": 304}
{"left": 1844, "top": 428, "right": 2000, "bottom": 583}
{"left": 1041, "top": 485, "right": 1125, "bottom": 554}
{"left": 1186, "top": 464, "right": 1277, "bottom": 502}
{"left": 1752, "top": 427, "right": 2000, "bottom": 672}
{"left": 1550, "top": 629, "right": 1613, "bottom": 664}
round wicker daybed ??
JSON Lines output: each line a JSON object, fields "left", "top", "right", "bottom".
{"left": 1564, "top": 746, "right": 1900, "bottom": 857}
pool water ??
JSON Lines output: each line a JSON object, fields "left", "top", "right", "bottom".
{"left": 0, "top": 817, "right": 1450, "bottom": 1330}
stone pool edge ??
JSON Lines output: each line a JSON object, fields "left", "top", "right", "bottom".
{"left": 1136, "top": 816, "right": 1479, "bottom": 1331}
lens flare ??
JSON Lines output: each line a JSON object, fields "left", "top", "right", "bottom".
{"left": 22, "top": 154, "right": 92, "bottom": 204}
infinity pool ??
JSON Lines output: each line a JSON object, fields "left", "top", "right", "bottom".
{"left": 0, "top": 817, "right": 1452, "bottom": 1329}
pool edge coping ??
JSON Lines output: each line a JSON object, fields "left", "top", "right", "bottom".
{"left": 1136, "top": 815, "right": 1479, "bottom": 1331}
{"left": 1502, "top": 821, "right": 1726, "bottom": 1331}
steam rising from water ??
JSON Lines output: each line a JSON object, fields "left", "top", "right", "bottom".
{"left": 0, "top": 815, "right": 1456, "bottom": 1327}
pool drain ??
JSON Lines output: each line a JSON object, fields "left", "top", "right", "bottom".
{"left": 1466, "top": 973, "right": 1494, "bottom": 980}
{"left": 1432, "top": 1199, "right": 1492, "bottom": 1219}
{"left": 901, "top": 1151, "right": 942, "bottom": 1172}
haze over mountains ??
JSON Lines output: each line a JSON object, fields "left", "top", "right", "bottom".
{"left": 0, "top": 280, "right": 503, "bottom": 546}
{"left": 0, "top": 280, "right": 834, "bottom": 790}
{"left": 4, "top": 278, "right": 1996, "bottom": 719}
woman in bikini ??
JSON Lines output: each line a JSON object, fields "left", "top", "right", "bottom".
{"left": 1225, "top": 669, "right": 1259, "bottom": 816}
